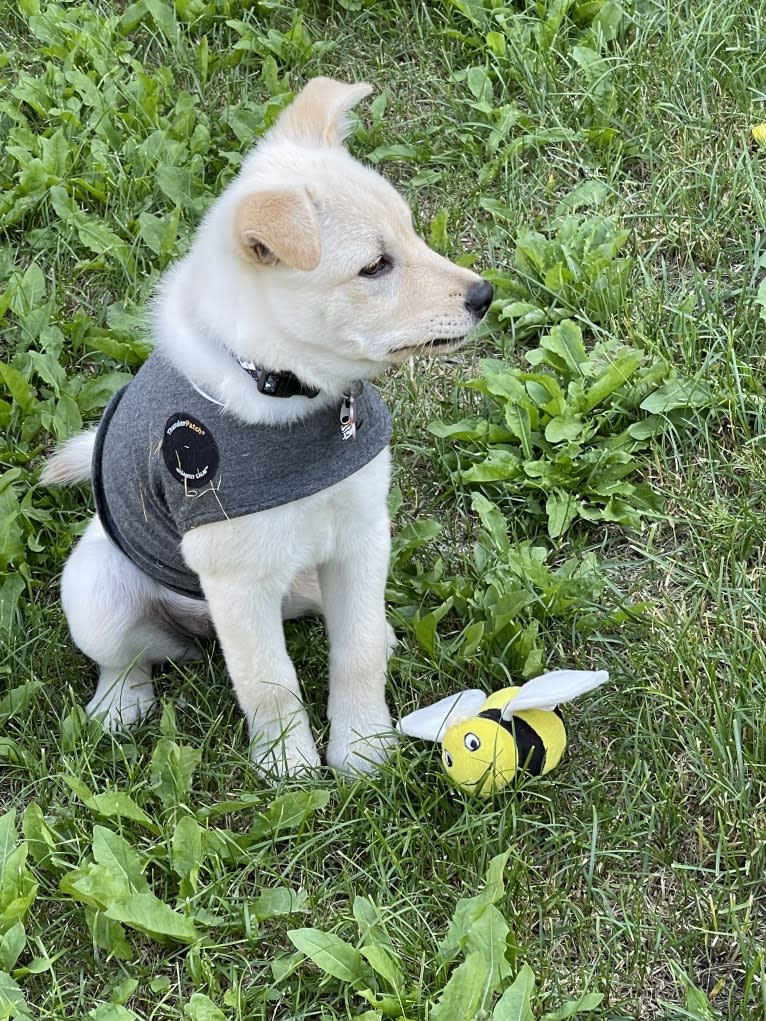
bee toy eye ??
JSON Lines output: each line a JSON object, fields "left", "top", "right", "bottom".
{"left": 464, "top": 732, "right": 481, "bottom": 752}
{"left": 443, "top": 750, "right": 453, "bottom": 768}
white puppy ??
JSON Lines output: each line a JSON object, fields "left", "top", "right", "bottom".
{"left": 44, "top": 77, "right": 493, "bottom": 776}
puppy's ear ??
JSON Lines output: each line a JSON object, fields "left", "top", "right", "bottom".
{"left": 235, "top": 189, "right": 321, "bottom": 271}
{"left": 272, "top": 76, "right": 373, "bottom": 147}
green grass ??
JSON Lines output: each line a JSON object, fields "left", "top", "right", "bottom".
{"left": 3, "top": 0, "right": 766, "bottom": 1018}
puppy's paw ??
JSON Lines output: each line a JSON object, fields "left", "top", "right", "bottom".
{"left": 86, "top": 683, "right": 156, "bottom": 730}
{"left": 248, "top": 714, "right": 321, "bottom": 777}
{"left": 326, "top": 710, "right": 397, "bottom": 775}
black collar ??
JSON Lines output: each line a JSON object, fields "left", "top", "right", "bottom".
{"left": 235, "top": 356, "right": 319, "bottom": 399}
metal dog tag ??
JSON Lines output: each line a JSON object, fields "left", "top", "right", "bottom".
{"left": 340, "top": 395, "right": 357, "bottom": 440}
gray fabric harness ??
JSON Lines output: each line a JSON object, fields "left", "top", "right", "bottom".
{"left": 92, "top": 353, "right": 392, "bottom": 599}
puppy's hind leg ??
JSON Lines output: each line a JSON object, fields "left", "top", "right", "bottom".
{"left": 61, "top": 518, "right": 190, "bottom": 728}
{"left": 85, "top": 662, "right": 154, "bottom": 728}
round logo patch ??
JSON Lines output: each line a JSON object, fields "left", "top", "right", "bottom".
{"left": 162, "top": 413, "right": 219, "bottom": 486}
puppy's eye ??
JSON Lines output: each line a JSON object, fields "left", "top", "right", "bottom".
{"left": 359, "top": 255, "right": 390, "bottom": 278}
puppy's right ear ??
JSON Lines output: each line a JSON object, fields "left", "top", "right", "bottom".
{"left": 271, "top": 76, "right": 373, "bottom": 147}
{"left": 235, "top": 188, "right": 321, "bottom": 272}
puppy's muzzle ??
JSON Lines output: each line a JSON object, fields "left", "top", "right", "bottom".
{"left": 465, "top": 279, "right": 494, "bottom": 320}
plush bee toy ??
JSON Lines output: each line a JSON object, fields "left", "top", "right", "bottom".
{"left": 397, "top": 669, "right": 609, "bottom": 796}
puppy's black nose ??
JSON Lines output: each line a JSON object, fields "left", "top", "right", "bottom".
{"left": 465, "top": 279, "right": 494, "bottom": 318}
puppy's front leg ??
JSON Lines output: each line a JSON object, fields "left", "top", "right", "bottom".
{"left": 197, "top": 575, "right": 320, "bottom": 774}
{"left": 320, "top": 522, "right": 395, "bottom": 773}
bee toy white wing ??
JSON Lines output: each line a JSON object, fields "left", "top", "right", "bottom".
{"left": 500, "top": 669, "right": 609, "bottom": 720}
{"left": 397, "top": 689, "right": 488, "bottom": 742}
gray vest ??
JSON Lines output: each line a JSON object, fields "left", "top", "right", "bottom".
{"left": 92, "top": 353, "right": 392, "bottom": 599}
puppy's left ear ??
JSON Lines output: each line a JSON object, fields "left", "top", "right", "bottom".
{"left": 235, "top": 188, "right": 321, "bottom": 271}
{"left": 272, "top": 76, "right": 373, "bottom": 147}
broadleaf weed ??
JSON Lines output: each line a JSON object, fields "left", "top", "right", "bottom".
{"left": 429, "top": 319, "right": 713, "bottom": 539}
{"left": 283, "top": 852, "right": 604, "bottom": 1019}
{"left": 486, "top": 211, "right": 633, "bottom": 340}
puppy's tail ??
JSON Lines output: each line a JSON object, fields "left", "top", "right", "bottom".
{"left": 40, "top": 431, "right": 97, "bottom": 486}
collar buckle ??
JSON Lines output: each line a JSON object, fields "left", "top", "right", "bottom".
{"left": 236, "top": 356, "right": 319, "bottom": 399}
{"left": 258, "top": 370, "right": 298, "bottom": 398}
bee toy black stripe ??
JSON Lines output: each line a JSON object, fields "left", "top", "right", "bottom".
{"left": 479, "top": 708, "right": 548, "bottom": 776}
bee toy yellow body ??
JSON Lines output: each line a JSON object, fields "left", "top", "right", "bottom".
{"left": 397, "top": 669, "right": 609, "bottom": 796}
